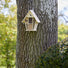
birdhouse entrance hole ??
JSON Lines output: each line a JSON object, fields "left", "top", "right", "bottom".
{"left": 29, "top": 18, "right": 32, "bottom": 23}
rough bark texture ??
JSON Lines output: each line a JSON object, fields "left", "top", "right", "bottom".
{"left": 16, "top": 0, "right": 58, "bottom": 68}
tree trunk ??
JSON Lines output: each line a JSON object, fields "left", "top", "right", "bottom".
{"left": 16, "top": 0, "right": 58, "bottom": 68}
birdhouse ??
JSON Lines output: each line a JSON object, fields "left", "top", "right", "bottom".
{"left": 22, "top": 10, "right": 40, "bottom": 31}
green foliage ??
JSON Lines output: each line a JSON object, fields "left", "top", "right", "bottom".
{"left": 58, "top": 24, "right": 68, "bottom": 41}
{"left": 0, "top": 1, "right": 17, "bottom": 68}
{"left": 0, "top": 16, "right": 16, "bottom": 67}
{"left": 35, "top": 39, "right": 68, "bottom": 68}
{"left": 0, "top": 0, "right": 11, "bottom": 8}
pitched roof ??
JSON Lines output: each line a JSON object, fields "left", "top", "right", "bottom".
{"left": 22, "top": 10, "right": 40, "bottom": 23}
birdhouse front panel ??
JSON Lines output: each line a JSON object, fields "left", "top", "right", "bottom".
{"left": 28, "top": 24, "right": 33, "bottom": 30}
{"left": 22, "top": 10, "right": 40, "bottom": 31}
{"left": 25, "top": 18, "right": 28, "bottom": 24}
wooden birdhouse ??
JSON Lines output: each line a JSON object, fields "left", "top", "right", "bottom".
{"left": 22, "top": 10, "right": 40, "bottom": 31}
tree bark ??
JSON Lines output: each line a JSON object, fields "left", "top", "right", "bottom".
{"left": 16, "top": 0, "right": 58, "bottom": 68}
